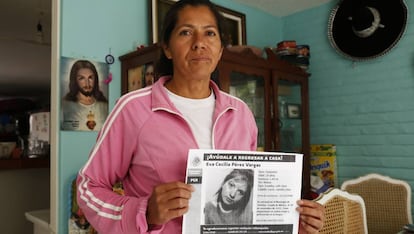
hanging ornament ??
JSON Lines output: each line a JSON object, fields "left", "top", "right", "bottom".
{"left": 35, "top": 11, "right": 44, "bottom": 44}
{"left": 105, "top": 54, "right": 114, "bottom": 65}
{"left": 104, "top": 48, "right": 114, "bottom": 84}
{"left": 104, "top": 72, "right": 112, "bottom": 85}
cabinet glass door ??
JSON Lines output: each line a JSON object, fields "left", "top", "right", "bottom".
{"left": 273, "top": 72, "right": 310, "bottom": 198}
{"left": 277, "top": 80, "right": 303, "bottom": 153}
{"left": 227, "top": 70, "right": 270, "bottom": 151}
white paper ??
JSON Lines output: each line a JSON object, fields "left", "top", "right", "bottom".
{"left": 183, "top": 149, "right": 303, "bottom": 234}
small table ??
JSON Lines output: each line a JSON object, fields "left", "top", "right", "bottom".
{"left": 25, "top": 209, "right": 50, "bottom": 234}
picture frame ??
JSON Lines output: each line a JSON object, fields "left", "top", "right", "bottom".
{"left": 149, "top": 0, "right": 246, "bottom": 46}
{"left": 287, "top": 104, "right": 301, "bottom": 119}
{"left": 118, "top": 44, "right": 161, "bottom": 95}
{"left": 60, "top": 57, "right": 109, "bottom": 131}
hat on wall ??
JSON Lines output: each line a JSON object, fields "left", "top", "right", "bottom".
{"left": 328, "top": 0, "right": 408, "bottom": 60}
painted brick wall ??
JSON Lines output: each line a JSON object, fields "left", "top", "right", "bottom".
{"left": 283, "top": 1, "right": 414, "bottom": 217}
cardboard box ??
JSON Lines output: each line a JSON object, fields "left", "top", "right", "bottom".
{"left": 310, "top": 144, "right": 338, "bottom": 194}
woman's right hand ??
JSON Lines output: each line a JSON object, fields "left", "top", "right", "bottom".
{"left": 146, "top": 181, "right": 194, "bottom": 225}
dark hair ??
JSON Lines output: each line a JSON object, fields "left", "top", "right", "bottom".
{"left": 156, "top": 0, "right": 227, "bottom": 77}
{"left": 216, "top": 169, "right": 254, "bottom": 211}
{"left": 65, "top": 60, "right": 108, "bottom": 102}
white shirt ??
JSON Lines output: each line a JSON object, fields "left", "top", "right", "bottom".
{"left": 166, "top": 88, "right": 215, "bottom": 149}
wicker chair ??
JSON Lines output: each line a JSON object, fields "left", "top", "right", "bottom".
{"left": 314, "top": 188, "right": 368, "bottom": 234}
{"left": 341, "top": 173, "right": 413, "bottom": 234}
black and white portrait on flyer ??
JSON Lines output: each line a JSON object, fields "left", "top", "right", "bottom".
{"left": 183, "top": 149, "right": 303, "bottom": 234}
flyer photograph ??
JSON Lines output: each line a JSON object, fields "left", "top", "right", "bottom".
{"left": 183, "top": 149, "right": 303, "bottom": 234}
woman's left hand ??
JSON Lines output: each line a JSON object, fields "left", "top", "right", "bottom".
{"left": 296, "top": 199, "right": 325, "bottom": 234}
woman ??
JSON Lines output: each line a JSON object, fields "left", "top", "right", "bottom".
{"left": 77, "top": 0, "right": 324, "bottom": 233}
{"left": 204, "top": 169, "right": 254, "bottom": 225}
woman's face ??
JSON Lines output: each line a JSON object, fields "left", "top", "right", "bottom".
{"left": 76, "top": 68, "right": 95, "bottom": 96}
{"left": 221, "top": 176, "right": 248, "bottom": 206}
{"left": 163, "top": 5, "right": 223, "bottom": 81}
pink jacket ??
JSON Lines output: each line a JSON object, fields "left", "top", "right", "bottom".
{"left": 77, "top": 76, "right": 258, "bottom": 233}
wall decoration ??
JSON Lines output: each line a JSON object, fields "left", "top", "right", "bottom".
{"left": 104, "top": 48, "right": 115, "bottom": 84}
{"left": 125, "top": 62, "right": 155, "bottom": 92}
{"left": 287, "top": 103, "right": 301, "bottom": 119}
{"left": 327, "top": 0, "right": 408, "bottom": 61}
{"left": 149, "top": 0, "right": 246, "bottom": 46}
{"left": 60, "top": 57, "right": 109, "bottom": 131}
{"left": 119, "top": 44, "right": 161, "bottom": 95}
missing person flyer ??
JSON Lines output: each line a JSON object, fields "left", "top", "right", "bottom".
{"left": 183, "top": 149, "right": 303, "bottom": 234}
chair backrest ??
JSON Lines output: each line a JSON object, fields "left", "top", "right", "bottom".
{"left": 341, "top": 173, "right": 413, "bottom": 234}
{"left": 314, "top": 188, "right": 368, "bottom": 234}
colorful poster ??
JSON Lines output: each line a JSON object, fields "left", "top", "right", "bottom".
{"left": 60, "top": 57, "right": 109, "bottom": 131}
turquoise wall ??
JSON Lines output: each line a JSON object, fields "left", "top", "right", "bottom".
{"left": 284, "top": 1, "right": 414, "bottom": 217}
{"left": 59, "top": 1, "right": 144, "bottom": 233}
{"left": 58, "top": 1, "right": 281, "bottom": 233}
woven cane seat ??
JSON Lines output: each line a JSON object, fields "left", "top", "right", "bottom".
{"left": 341, "top": 173, "right": 412, "bottom": 234}
{"left": 314, "top": 188, "right": 368, "bottom": 234}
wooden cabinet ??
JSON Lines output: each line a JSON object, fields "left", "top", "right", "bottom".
{"left": 119, "top": 44, "right": 161, "bottom": 95}
{"left": 218, "top": 49, "right": 272, "bottom": 151}
{"left": 218, "top": 47, "right": 310, "bottom": 197}
{"left": 0, "top": 99, "right": 50, "bottom": 170}
{"left": 119, "top": 45, "right": 311, "bottom": 197}
{"left": 0, "top": 158, "right": 50, "bottom": 170}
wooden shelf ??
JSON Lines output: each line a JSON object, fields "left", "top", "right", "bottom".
{"left": 0, "top": 157, "right": 50, "bottom": 170}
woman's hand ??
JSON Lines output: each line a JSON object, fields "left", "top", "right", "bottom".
{"left": 146, "top": 181, "right": 194, "bottom": 225}
{"left": 297, "top": 199, "right": 325, "bottom": 234}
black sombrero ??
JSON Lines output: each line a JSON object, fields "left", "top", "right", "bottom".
{"left": 328, "top": 0, "right": 408, "bottom": 60}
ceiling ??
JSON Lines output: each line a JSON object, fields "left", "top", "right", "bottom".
{"left": 0, "top": 0, "right": 330, "bottom": 98}
{"left": 0, "top": 0, "right": 52, "bottom": 97}
{"left": 233, "top": 0, "right": 331, "bottom": 17}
